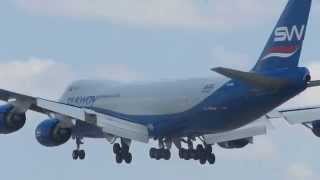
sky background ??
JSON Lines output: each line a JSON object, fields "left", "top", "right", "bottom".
{"left": 0, "top": 0, "right": 320, "bottom": 179}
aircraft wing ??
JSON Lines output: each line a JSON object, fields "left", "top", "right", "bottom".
{"left": 204, "top": 105, "right": 320, "bottom": 145}
{"left": 0, "top": 89, "right": 149, "bottom": 143}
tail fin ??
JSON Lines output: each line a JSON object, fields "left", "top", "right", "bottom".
{"left": 253, "top": 0, "right": 312, "bottom": 72}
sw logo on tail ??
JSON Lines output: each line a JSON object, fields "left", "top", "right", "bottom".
{"left": 274, "top": 25, "right": 306, "bottom": 42}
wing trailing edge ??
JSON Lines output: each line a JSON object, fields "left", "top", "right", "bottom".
{"left": 204, "top": 117, "right": 273, "bottom": 144}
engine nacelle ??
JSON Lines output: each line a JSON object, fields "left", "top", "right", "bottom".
{"left": 218, "top": 138, "right": 251, "bottom": 149}
{"left": 0, "top": 104, "right": 26, "bottom": 134}
{"left": 35, "top": 119, "right": 72, "bottom": 147}
{"left": 312, "top": 120, "right": 320, "bottom": 138}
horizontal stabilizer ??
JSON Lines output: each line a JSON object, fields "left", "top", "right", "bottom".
{"left": 278, "top": 106, "right": 320, "bottom": 125}
{"left": 211, "top": 67, "right": 289, "bottom": 89}
{"left": 307, "top": 80, "right": 320, "bottom": 88}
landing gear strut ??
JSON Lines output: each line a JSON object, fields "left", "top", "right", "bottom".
{"left": 113, "top": 138, "right": 132, "bottom": 164}
{"left": 72, "top": 137, "right": 86, "bottom": 160}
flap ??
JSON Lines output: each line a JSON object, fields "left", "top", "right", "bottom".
{"left": 204, "top": 117, "right": 272, "bottom": 144}
{"left": 204, "top": 126, "right": 267, "bottom": 145}
{"left": 96, "top": 114, "right": 149, "bottom": 143}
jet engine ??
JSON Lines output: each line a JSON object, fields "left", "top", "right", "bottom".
{"left": 0, "top": 104, "right": 26, "bottom": 134}
{"left": 218, "top": 138, "right": 251, "bottom": 149}
{"left": 35, "top": 119, "right": 72, "bottom": 147}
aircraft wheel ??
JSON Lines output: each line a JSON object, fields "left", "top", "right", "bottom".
{"left": 184, "top": 150, "right": 191, "bottom": 160}
{"left": 194, "top": 152, "right": 200, "bottom": 160}
{"left": 124, "top": 153, "right": 132, "bottom": 164}
{"left": 163, "top": 149, "right": 171, "bottom": 160}
{"left": 190, "top": 149, "right": 198, "bottom": 160}
{"left": 178, "top": 149, "right": 183, "bottom": 159}
{"left": 149, "top": 148, "right": 157, "bottom": 159}
{"left": 78, "top": 150, "right": 86, "bottom": 160}
{"left": 207, "top": 153, "right": 215, "bottom": 165}
{"left": 155, "top": 150, "right": 161, "bottom": 160}
{"left": 196, "top": 145, "right": 204, "bottom": 152}
{"left": 72, "top": 150, "right": 79, "bottom": 160}
{"left": 122, "top": 144, "right": 129, "bottom": 154}
{"left": 155, "top": 149, "right": 165, "bottom": 160}
{"left": 199, "top": 157, "right": 206, "bottom": 165}
{"left": 205, "top": 145, "right": 212, "bottom": 154}
{"left": 113, "top": 143, "right": 121, "bottom": 154}
{"left": 116, "top": 154, "right": 123, "bottom": 164}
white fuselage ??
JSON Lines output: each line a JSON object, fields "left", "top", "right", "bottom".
{"left": 59, "top": 77, "right": 228, "bottom": 116}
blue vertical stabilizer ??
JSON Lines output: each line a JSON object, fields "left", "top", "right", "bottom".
{"left": 253, "top": 0, "right": 312, "bottom": 72}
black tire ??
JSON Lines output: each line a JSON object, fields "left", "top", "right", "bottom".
{"left": 113, "top": 143, "right": 121, "bottom": 154}
{"left": 194, "top": 152, "right": 200, "bottom": 160}
{"left": 72, "top": 150, "right": 79, "bottom": 160}
{"left": 207, "top": 153, "right": 216, "bottom": 165}
{"left": 116, "top": 154, "right": 123, "bottom": 164}
{"left": 205, "top": 145, "right": 212, "bottom": 154}
{"left": 178, "top": 149, "right": 184, "bottom": 159}
{"left": 184, "top": 150, "right": 191, "bottom": 160}
{"left": 164, "top": 149, "right": 171, "bottom": 160}
{"left": 155, "top": 149, "right": 161, "bottom": 160}
{"left": 199, "top": 157, "right": 206, "bottom": 165}
{"left": 78, "top": 150, "right": 86, "bottom": 160}
{"left": 190, "top": 149, "right": 198, "bottom": 160}
{"left": 122, "top": 144, "right": 129, "bottom": 153}
{"left": 125, "top": 153, "right": 132, "bottom": 164}
{"left": 149, "top": 148, "right": 157, "bottom": 159}
{"left": 196, "top": 144, "right": 204, "bottom": 152}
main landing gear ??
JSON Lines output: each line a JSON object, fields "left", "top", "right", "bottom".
{"left": 72, "top": 137, "right": 86, "bottom": 160}
{"left": 177, "top": 138, "right": 215, "bottom": 165}
{"left": 113, "top": 139, "right": 132, "bottom": 164}
{"left": 179, "top": 144, "right": 215, "bottom": 165}
{"left": 70, "top": 136, "right": 215, "bottom": 165}
{"left": 148, "top": 138, "right": 215, "bottom": 165}
{"left": 149, "top": 138, "right": 172, "bottom": 160}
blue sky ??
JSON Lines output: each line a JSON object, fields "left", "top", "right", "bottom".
{"left": 0, "top": 0, "right": 320, "bottom": 179}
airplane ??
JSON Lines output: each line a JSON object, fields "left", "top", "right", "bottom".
{"left": 0, "top": 0, "right": 319, "bottom": 165}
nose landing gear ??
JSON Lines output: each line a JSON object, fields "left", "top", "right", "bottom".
{"left": 72, "top": 137, "right": 86, "bottom": 160}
